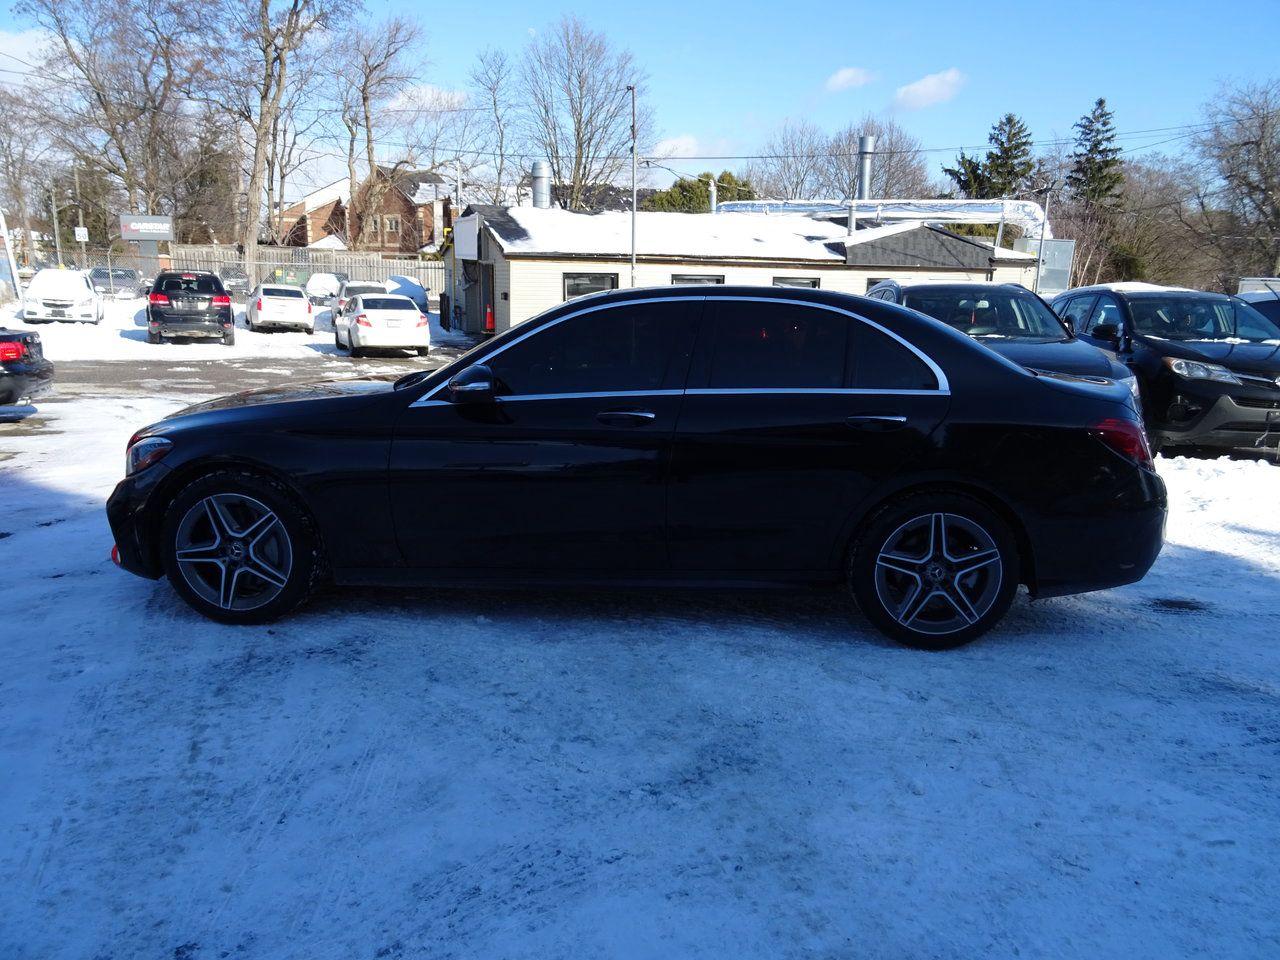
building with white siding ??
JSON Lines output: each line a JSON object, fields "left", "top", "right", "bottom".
{"left": 447, "top": 206, "right": 1038, "bottom": 335}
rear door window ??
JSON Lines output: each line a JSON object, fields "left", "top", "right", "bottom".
{"left": 706, "top": 301, "right": 847, "bottom": 389}
{"left": 849, "top": 324, "right": 939, "bottom": 390}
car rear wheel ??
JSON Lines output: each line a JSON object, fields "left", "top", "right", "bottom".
{"left": 162, "top": 471, "right": 323, "bottom": 624}
{"left": 222, "top": 329, "right": 235, "bottom": 346}
{"left": 416, "top": 346, "right": 429, "bottom": 357}
{"left": 849, "top": 493, "right": 1019, "bottom": 649}
{"left": 147, "top": 330, "right": 161, "bottom": 344}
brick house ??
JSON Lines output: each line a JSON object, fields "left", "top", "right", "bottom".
{"left": 276, "top": 178, "right": 349, "bottom": 247}
{"left": 349, "top": 165, "right": 454, "bottom": 255}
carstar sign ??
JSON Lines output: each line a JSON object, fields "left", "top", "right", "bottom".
{"left": 119, "top": 215, "right": 174, "bottom": 241}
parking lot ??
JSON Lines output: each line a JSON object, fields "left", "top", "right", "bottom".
{"left": 2, "top": 295, "right": 1279, "bottom": 958}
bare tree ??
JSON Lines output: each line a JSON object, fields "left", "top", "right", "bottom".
{"left": 265, "top": 47, "right": 324, "bottom": 244}
{"left": 822, "top": 115, "right": 933, "bottom": 199}
{"left": 331, "top": 15, "right": 422, "bottom": 249}
{"left": 520, "top": 15, "right": 651, "bottom": 211}
{"left": 742, "top": 120, "right": 826, "bottom": 199}
{"left": 469, "top": 48, "right": 516, "bottom": 204}
{"left": 208, "top": 0, "right": 348, "bottom": 263}
{"left": 0, "top": 89, "right": 46, "bottom": 262}
{"left": 1182, "top": 79, "right": 1280, "bottom": 280}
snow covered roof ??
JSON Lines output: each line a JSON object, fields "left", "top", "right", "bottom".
{"left": 1070, "top": 282, "right": 1197, "bottom": 295}
{"left": 719, "top": 198, "right": 1054, "bottom": 240}
{"left": 294, "top": 178, "right": 349, "bottom": 213}
{"left": 307, "top": 234, "right": 347, "bottom": 250}
{"left": 473, "top": 208, "right": 1029, "bottom": 267}
{"left": 378, "top": 165, "right": 445, "bottom": 206}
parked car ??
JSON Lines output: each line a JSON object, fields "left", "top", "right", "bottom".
{"left": 330, "top": 280, "right": 388, "bottom": 320}
{"left": 217, "top": 266, "right": 251, "bottom": 301}
{"left": 304, "top": 272, "right": 343, "bottom": 306}
{"left": 1236, "top": 289, "right": 1280, "bottom": 325}
{"left": 21, "top": 269, "right": 103, "bottom": 324}
{"left": 106, "top": 286, "right": 1165, "bottom": 648}
{"left": 333, "top": 293, "right": 430, "bottom": 357}
{"left": 146, "top": 271, "right": 235, "bottom": 346}
{"left": 89, "top": 266, "right": 144, "bottom": 299}
{"left": 1052, "top": 283, "right": 1280, "bottom": 452}
{"left": 867, "top": 281, "right": 1137, "bottom": 394}
{"left": 0, "top": 327, "right": 54, "bottom": 406}
{"left": 246, "top": 284, "right": 314, "bottom": 333}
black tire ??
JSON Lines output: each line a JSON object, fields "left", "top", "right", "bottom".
{"left": 350, "top": 344, "right": 363, "bottom": 358}
{"left": 849, "top": 492, "right": 1019, "bottom": 650}
{"left": 147, "top": 330, "right": 161, "bottom": 344}
{"left": 333, "top": 329, "right": 342, "bottom": 349}
{"left": 416, "top": 346, "right": 430, "bottom": 357}
{"left": 222, "top": 330, "right": 235, "bottom": 346}
{"left": 161, "top": 469, "right": 324, "bottom": 624}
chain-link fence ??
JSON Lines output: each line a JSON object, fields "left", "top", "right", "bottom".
{"left": 171, "top": 245, "right": 445, "bottom": 306}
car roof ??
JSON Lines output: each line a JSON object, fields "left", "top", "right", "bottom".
{"left": 1056, "top": 282, "right": 1205, "bottom": 299}
{"left": 891, "top": 282, "right": 1035, "bottom": 295}
{"left": 261, "top": 282, "right": 304, "bottom": 289}
{"left": 157, "top": 269, "right": 217, "bottom": 278}
{"left": 355, "top": 292, "right": 413, "bottom": 300}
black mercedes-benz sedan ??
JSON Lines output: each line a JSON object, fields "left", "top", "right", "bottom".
{"left": 107, "top": 286, "right": 1166, "bottom": 648}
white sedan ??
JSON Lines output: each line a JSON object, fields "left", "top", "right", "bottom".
{"left": 334, "top": 294, "right": 430, "bottom": 357}
{"left": 245, "top": 284, "right": 314, "bottom": 333}
{"left": 21, "top": 268, "right": 104, "bottom": 324}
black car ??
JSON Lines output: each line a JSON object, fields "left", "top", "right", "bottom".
{"left": 0, "top": 328, "right": 54, "bottom": 406}
{"left": 1052, "top": 284, "right": 1280, "bottom": 452}
{"left": 867, "top": 281, "right": 1135, "bottom": 388}
{"left": 107, "top": 286, "right": 1166, "bottom": 649}
{"left": 146, "top": 271, "right": 235, "bottom": 345}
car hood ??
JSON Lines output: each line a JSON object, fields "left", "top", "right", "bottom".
{"left": 168, "top": 375, "right": 399, "bottom": 418}
{"left": 1136, "top": 334, "right": 1280, "bottom": 374}
{"left": 982, "top": 338, "right": 1117, "bottom": 378}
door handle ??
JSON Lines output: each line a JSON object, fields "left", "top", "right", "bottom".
{"left": 845, "top": 414, "right": 908, "bottom": 432}
{"left": 597, "top": 409, "right": 657, "bottom": 426}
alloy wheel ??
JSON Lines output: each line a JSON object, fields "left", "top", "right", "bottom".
{"left": 873, "top": 512, "right": 1003, "bottom": 636}
{"left": 173, "top": 493, "right": 293, "bottom": 612}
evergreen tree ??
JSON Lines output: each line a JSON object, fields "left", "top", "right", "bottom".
{"left": 943, "top": 114, "right": 1034, "bottom": 198}
{"left": 1067, "top": 98, "right": 1124, "bottom": 206}
{"left": 643, "top": 170, "right": 756, "bottom": 212}
{"left": 984, "top": 113, "right": 1035, "bottom": 197}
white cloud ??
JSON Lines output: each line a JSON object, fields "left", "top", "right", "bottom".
{"left": 824, "top": 66, "right": 874, "bottom": 93}
{"left": 0, "top": 28, "right": 53, "bottom": 75}
{"left": 893, "top": 68, "right": 965, "bottom": 110}
{"left": 653, "top": 134, "right": 702, "bottom": 158}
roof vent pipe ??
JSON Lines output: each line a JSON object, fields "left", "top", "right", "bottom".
{"left": 531, "top": 161, "right": 551, "bottom": 209}
{"left": 856, "top": 135, "right": 876, "bottom": 201}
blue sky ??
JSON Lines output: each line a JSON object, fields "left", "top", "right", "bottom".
{"left": 3, "top": 0, "right": 1275, "bottom": 196}
{"left": 385, "top": 0, "right": 1275, "bottom": 183}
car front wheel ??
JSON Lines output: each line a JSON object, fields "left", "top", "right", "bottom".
{"left": 162, "top": 471, "right": 322, "bottom": 624}
{"left": 849, "top": 493, "right": 1019, "bottom": 649}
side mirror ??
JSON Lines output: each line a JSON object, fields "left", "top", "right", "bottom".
{"left": 448, "top": 363, "right": 497, "bottom": 403}
{"left": 1092, "top": 321, "right": 1120, "bottom": 343}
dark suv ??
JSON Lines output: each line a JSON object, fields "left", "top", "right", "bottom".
{"left": 147, "top": 272, "right": 235, "bottom": 346}
{"left": 1052, "top": 284, "right": 1280, "bottom": 452}
{"left": 867, "top": 281, "right": 1134, "bottom": 389}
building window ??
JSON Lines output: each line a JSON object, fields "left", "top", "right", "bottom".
{"left": 384, "top": 216, "right": 400, "bottom": 236}
{"left": 773, "top": 277, "right": 820, "bottom": 288}
{"left": 864, "top": 277, "right": 890, "bottom": 293}
{"left": 563, "top": 273, "right": 618, "bottom": 300}
{"left": 672, "top": 274, "right": 724, "bottom": 285}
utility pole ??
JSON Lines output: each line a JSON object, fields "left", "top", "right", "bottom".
{"left": 627, "top": 84, "right": 637, "bottom": 287}
{"left": 1034, "top": 182, "right": 1056, "bottom": 294}
{"left": 48, "top": 185, "right": 64, "bottom": 267}
{"left": 73, "top": 168, "right": 87, "bottom": 267}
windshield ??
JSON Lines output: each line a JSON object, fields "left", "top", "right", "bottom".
{"left": 903, "top": 289, "right": 1069, "bottom": 342}
{"left": 346, "top": 284, "right": 384, "bottom": 296}
{"left": 1128, "top": 296, "right": 1280, "bottom": 342}
{"left": 263, "top": 287, "right": 304, "bottom": 298}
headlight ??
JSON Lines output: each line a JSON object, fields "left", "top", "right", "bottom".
{"left": 1164, "top": 357, "right": 1241, "bottom": 384}
{"left": 1120, "top": 374, "right": 1141, "bottom": 401}
{"left": 126, "top": 435, "right": 173, "bottom": 475}
{"left": 23, "top": 299, "right": 38, "bottom": 311}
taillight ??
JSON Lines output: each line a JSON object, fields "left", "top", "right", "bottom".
{"left": 355, "top": 314, "right": 371, "bottom": 327}
{"left": 417, "top": 314, "right": 429, "bottom": 327}
{"left": 0, "top": 341, "right": 26, "bottom": 361}
{"left": 1091, "top": 418, "right": 1154, "bottom": 470}
{"left": 212, "top": 294, "right": 231, "bottom": 307}
{"left": 149, "top": 292, "right": 170, "bottom": 306}
{"left": 256, "top": 297, "right": 263, "bottom": 311}
{"left": 307, "top": 302, "right": 312, "bottom": 314}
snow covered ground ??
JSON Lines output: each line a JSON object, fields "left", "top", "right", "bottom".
{"left": 0, "top": 282, "right": 466, "bottom": 363}
{"left": 2, "top": 394, "right": 1279, "bottom": 959}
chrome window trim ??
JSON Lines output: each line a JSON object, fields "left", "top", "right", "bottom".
{"left": 499, "top": 389, "right": 685, "bottom": 403}
{"left": 409, "top": 293, "right": 950, "bottom": 408}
